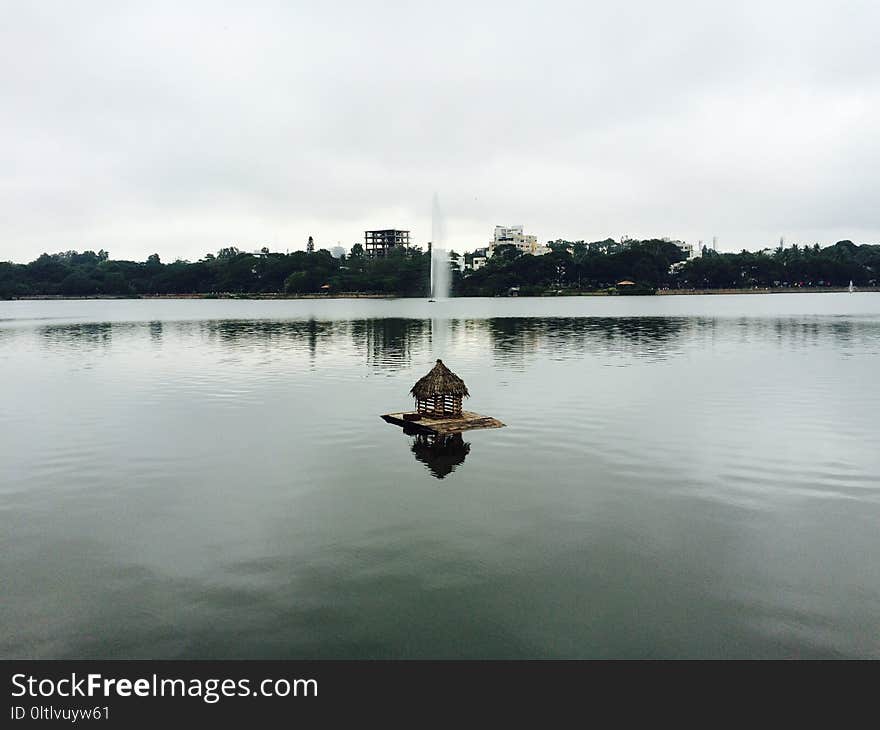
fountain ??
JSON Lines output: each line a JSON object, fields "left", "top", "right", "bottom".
{"left": 429, "top": 193, "right": 450, "bottom": 301}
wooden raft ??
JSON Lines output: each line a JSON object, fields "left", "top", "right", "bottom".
{"left": 381, "top": 410, "right": 505, "bottom": 435}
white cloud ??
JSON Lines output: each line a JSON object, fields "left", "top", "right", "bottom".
{"left": 1, "top": 0, "right": 878, "bottom": 262}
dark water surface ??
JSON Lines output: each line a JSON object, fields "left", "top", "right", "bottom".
{"left": 2, "top": 295, "right": 879, "bottom": 658}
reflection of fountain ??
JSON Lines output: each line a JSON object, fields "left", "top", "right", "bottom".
{"left": 409, "top": 432, "right": 470, "bottom": 479}
{"left": 430, "top": 316, "right": 449, "bottom": 360}
{"left": 430, "top": 193, "right": 450, "bottom": 300}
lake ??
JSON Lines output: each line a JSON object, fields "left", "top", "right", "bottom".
{"left": 1, "top": 294, "right": 879, "bottom": 658}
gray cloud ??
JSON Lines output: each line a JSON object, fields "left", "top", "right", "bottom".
{"left": 2, "top": 0, "right": 878, "bottom": 262}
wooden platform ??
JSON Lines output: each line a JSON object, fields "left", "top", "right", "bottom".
{"left": 381, "top": 410, "right": 505, "bottom": 435}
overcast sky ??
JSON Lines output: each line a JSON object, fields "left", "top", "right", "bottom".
{"left": 2, "top": 1, "right": 878, "bottom": 262}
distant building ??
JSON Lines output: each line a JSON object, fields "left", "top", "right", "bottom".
{"left": 658, "top": 238, "right": 698, "bottom": 261}
{"left": 489, "top": 225, "right": 549, "bottom": 257}
{"left": 667, "top": 240, "right": 700, "bottom": 273}
{"left": 463, "top": 247, "right": 490, "bottom": 271}
{"left": 676, "top": 241, "right": 695, "bottom": 260}
{"left": 364, "top": 229, "right": 411, "bottom": 258}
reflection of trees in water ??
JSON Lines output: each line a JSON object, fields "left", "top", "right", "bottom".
{"left": 38, "top": 322, "right": 115, "bottom": 350}
{"left": 191, "top": 318, "right": 434, "bottom": 371}
{"left": 481, "top": 319, "right": 544, "bottom": 369}
{"left": 198, "top": 319, "right": 345, "bottom": 364}
{"left": 193, "top": 316, "right": 880, "bottom": 366}
{"left": 409, "top": 432, "right": 470, "bottom": 479}
{"left": 29, "top": 315, "right": 880, "bottom": 366}
{"left": 710, "top": 316, "right": 879, "bottom": 355}
{"left": 351, "top": 318, "right": 430, "bottom": 371}
{"left": 200, "top": 319, "right": 339, "bottom": 345}
{"left": 481, "top": 317, "right": 693, "bottom": 367}
{"left": 194, "top": 317, "right": 439, "bottom": 371}
{"left": 764, "top": 317, "right": 880, "bottom": 355}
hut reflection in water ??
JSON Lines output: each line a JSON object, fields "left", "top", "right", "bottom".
{"left": 408, "top": 432, "right": 471, "bottom": 479}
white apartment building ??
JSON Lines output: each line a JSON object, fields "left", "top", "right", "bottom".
{"left": 470, "top": 247, "right": 489, "bottom": 271}
{"left": 667, "top": 240, "right": 702, "bottom": 273}
{"left": 660, "top": 238, "right": 697, "bottom": 260}
{"left": 489, "top": 225, "right": 550, "bottom": 257}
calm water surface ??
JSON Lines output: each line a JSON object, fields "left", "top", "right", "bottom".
{"left": 1, "top": 295, "right": 879, "bottom": 658}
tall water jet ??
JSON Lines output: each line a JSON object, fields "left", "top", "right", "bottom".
{"left": 430, "top": 193, "right": 450, "bottom": 300}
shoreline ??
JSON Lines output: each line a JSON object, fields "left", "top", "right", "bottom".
{"left": 656, "top": 286, "right": 878, "bottom": 295}
{"left": 5, "top": 287, "right": 877, "bottom": 301}
{"left": 7, "top": 292, "right": 399, "bottom": 301}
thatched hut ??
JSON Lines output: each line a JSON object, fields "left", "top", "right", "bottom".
{"left": 410, "top": 359, "right": 469, "bottom": 418}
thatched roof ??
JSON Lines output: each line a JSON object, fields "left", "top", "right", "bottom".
{"left": 410, "top": 359, "right": 469, "bottom": 399}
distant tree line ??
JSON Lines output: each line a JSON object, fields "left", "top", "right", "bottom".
{"left": 1, "top": 239, "right": 877, "bottom": 299}
{"left": 0, "top": 245, "right": 432, "bottom": 298}
{"left": 673, "top": 241, "right": 879, "bottom": 290}
{"left": 459, "top": 239, "right": 879, "bottom": 295}
{"left": 459, "top": 239, "right": 688, "bottom": 295}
